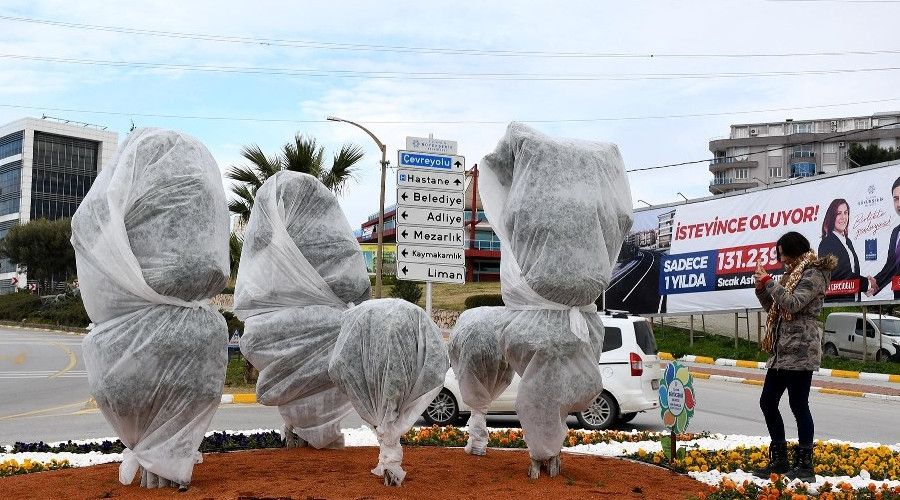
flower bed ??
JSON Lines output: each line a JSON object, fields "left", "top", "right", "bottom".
{"left": 400, "top": 425, "right": 705, "bottom": 448}
{"left": 627, "top": 443, "right": 900, "bottom": 481}
{"left": 3, "top": 426, "right": 899, "bottom": 499}
{"left": 1, "top": 458, "right": 70, "bottom": 477}
{"left": 703, "top": 475, "right": 900, "bottom": 499}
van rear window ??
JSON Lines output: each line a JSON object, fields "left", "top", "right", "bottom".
{"left": 633, "top": 321, "right": 658, "bottom": 355}
{"left": 602, "top": 327, "right": 623, "bottom": 352}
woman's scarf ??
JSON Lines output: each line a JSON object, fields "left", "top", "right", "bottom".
{"left": 762, "top": 251, "right": 818, "bottom": 354}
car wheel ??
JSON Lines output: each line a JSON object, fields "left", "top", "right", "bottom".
{"left": 575, "top": 392, "right": 618, "bottom": 430}
{"left": 823, "top": 343, "right": 838, "bottom": 357}
{"left": 618, "top": 412, "right": 638, "bottom": 424}
{"left": 422, "top": 389, "right": 460, "bottom": 426}
{"left": 875, "top": 349, "right": 891, "bottom": 362}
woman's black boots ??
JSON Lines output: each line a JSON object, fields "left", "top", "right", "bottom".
{"left": 786, "top": 446, "right": 815, "bottom": 482}
{"left": 754, "top": 441, "right": 790, "bottom": 478}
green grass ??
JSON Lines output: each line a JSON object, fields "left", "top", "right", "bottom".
{"left": 380, "top": 281, "right": 501, "bottom": 311}
{"left": 224, "top": 354, "right": 256, "bottom": 393}
{"left": 654, "top": 324, "right": 900, "bottom": 375}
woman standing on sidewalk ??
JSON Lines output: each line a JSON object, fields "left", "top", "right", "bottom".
{"left": 753, "top": 231, "right": 836, "bottom": 482}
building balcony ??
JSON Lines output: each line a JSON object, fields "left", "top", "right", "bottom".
{"left": 709, "top": 158, "right": 757, "bottom": 172}
{"left": 709, "top": 177, "right": 760, "bottom": 193}
{"left": 790, "top": 151, "right": 815, "bottom": 159}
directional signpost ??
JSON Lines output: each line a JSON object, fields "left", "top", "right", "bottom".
{"left": 396, "top": 138, "right": 466, "bottom": 290}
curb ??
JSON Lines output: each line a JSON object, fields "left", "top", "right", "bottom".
{"left": 686, "top": 370, "right": 900, "bottom": 402}
{"left": 0, "top": 322, "right": 88, "bottom": 336}
{"left": 221, "top": 393, "right": 256, "bottom": 404}
{"left": 660, "top": 352, "right": 900, "bottom": 384}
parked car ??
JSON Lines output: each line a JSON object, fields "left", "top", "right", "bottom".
{"left": 822, "top": 312, "right": 900, "bottom": 362}
{"left": 423, "top": 311, "right": 663, "bottom": 430}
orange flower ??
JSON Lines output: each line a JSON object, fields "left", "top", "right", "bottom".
{"left": 770, "top": 473, "right": 780, "bottom": 482}
{"left": 868, "top": 483, "right": 877, "bottom": 492}
{"left": 840, "top": 482, "right": 852, "bottom": 492}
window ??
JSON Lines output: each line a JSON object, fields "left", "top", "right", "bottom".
{"left": 855, "top": 119, "right": 870, "bottom": 130}
{"left": 855, "top": 319, "right": 876, "bottom": 338}
{"left": 791, "top": 162, "right": 817, "bottom": 177}
{"left": 769, "top": 166, "right": 784, "bottom": 178}
{"left": 792, "top": 122, "right": 813, "bottom": 134}
{"left": 0, "top": 132, "right": 23, "bottom": 161}
{"left": 822, "top": 143, "right": 837, "bottom": 154}
{"left": 30, "top": 132, "right": 100, "bottom": 221}
{"left": 602, "top": 327, "right": 623, "bottom": 352}
{"left": 730, "top": 147, "right": 749, "bottom": 160}
{"left": 633, "top": 321, "right": 658, "bottom": 355}
{"left": 792, "top": 144, "right": 814, "bottom": 158}
{"left": 713, "top": 172, "right": 728, "bottom": 184}
{"left": 734, "top": 168, "right": 749, "bottom": 180}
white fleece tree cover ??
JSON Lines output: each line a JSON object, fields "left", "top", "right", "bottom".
{"left": 71, "top": 128, "right": 230, "bottom": 486}
{"left": 234, "top": 171, "right": 370, "bottom": 448}
{"left": 479, "top": 122, "right": 633, "bottom": 461}
{"left": 447, "top": 306, "right": 514, "bottom": 455}
{"left": 328, "top": 298, "right": 449, "bottom": 484}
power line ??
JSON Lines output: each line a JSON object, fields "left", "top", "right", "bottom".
{"left": 1, "top": 14, "right": 900, "bottom": 59}
{"left": 3, "top": 53, "right": 900, "bottom": 81}
{"left": 1, "top": 97, "right": 899, "bottom": 125}
{"left": 625, "top": 122, "right": 900, "bottom": 173}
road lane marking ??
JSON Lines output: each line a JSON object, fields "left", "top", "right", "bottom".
{"left": 49, "top": 342, "right": 77, "bottom": 379}
{"left": 0, "top": 399, "right": 93, "bottom": 421}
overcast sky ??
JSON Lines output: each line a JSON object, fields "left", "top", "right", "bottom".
{"left": 2, "top": 0, "right": 899, "bottom": 228}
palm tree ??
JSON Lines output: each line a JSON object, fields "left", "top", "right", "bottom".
{"left": 227, "top": 134, "right": 365, "bottom": 224}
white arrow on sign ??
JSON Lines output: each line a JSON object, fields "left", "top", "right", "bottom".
{"left": 397, "top": 244, "right": 465, "bottom": 266}
{"left": 397, "top": 226, "right": 465, "bottom": 248}
{"left": 397, "top": 188, "right": 464, "bottom": 210}
{"left": 397, "top": 150, "right": 465, "bottom": 173}
{"left": 397, "top": 207, "right": 464, "bottom": 228}
{"left": 397, "top": 168, "right": 465, "bottom": 191}
{"left": 397, "top": 261, "right": 466, "bottom": 284}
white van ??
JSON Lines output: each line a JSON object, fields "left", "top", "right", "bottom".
{"left": 423, "top": 311, "right": 663, "bottom": 430}
{"left": 822, "top": 313, "right": 900, "bottom": 362}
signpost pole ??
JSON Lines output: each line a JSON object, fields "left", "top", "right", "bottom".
{"left": 862, "top": 306, "right": 868, "bottom": 362}
{"left": 426, "top": 282, "right": 433, "bottom": 318}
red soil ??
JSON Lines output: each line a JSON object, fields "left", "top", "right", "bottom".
{"left": 2, "top": 446, "right": 712, "bottom": 499}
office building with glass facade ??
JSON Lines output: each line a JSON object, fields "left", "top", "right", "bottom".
{"left": 0, "top": 117, "right": 117, "bottom": 293}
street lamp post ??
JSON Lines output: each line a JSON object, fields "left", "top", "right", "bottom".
{"left": 327, "top": 116, "right": 388, "bottom": 298}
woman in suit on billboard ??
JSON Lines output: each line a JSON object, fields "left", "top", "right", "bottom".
{"left": 817, "top": 198, "right": 868, "bottom": 302}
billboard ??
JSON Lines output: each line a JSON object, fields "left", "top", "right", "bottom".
{"left": 606, "top": 161, "right": 900, "bottom": 314}
{"left": 359, "top": 243, "right": 397, "bottom": 275}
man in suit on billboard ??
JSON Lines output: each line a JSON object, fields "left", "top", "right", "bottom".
{"left": 866, "top": 176, "right": 900, "bottom": 299}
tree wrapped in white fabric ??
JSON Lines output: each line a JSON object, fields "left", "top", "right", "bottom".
{"left": 479, "top": 122, "right": 633, "bottom": 478}
{"left": 72, "top": 128, "right": 230, "bottom": 490}
{"left": 447, "top": 306, "right": 514, "bottom": 456}
{"left": 235, "top": 171, "right": 370, "bottom": 449}
{"left": 328, "top": 298, "right": 449, "bottom": 486}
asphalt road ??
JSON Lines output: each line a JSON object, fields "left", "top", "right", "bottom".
{"left": 606, "top": 250, "right": 666, "bottom": 314}
{"left": 1, "top": 327, "right": 897, "bottom": 445}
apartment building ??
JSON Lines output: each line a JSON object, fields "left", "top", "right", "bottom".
{"left": 708, "top": 111, "right": 900, "bottom": 194}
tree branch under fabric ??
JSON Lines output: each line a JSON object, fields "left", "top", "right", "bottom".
{"left": 0, "top": 218, "right": 76, "bottom": 294}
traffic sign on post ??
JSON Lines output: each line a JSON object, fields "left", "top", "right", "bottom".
{"left": 398, "top": 262, "right": 466, "bottom": 284}
{"left": 396, "top": 138, "right": 467, "bottom": 286}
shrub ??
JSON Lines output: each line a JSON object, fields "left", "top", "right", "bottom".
{"left": 0, "top": 292, "right": 42, "bottom": 321}
{"left": 369, "top": 274, "right": 396, "bottom": 286}
{"left": 220, "top": 309, "right": 244, "bottom": 335}
{"left": 390, "top": 279, "right": 422, "bottom": 304}
{"left": 29, "top": 293, "right": 90, "bottom": 327}
{"left": 464, "top": 294, "right": 504, "bottom": 309}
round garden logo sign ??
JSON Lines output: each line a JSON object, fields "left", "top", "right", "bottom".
{"left": 659, "top": 361, "right": 695, "bottom": 433}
